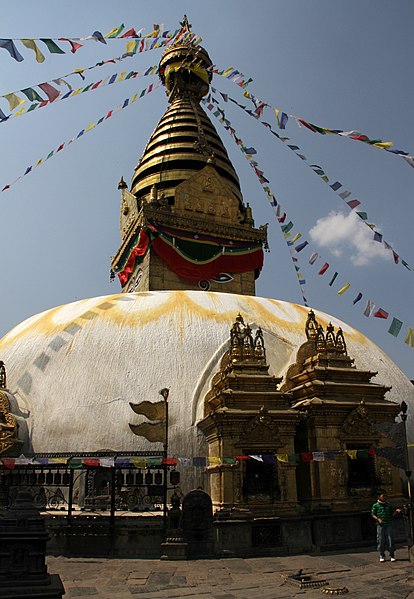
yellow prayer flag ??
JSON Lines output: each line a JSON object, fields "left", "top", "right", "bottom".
{"left": 208, "top": 457, "right": 221, "bottom": 464}
{"left": 276, "top": 453, "right": 289, "bottom": 462}
{"left": 373, "top": 141, "right": 393, "bottom": 149}
{"left": 131, "top": 458, "right": 146, "bottom": 468}
{"left": 3, "top": 93, "right": 25, "bottom": 111}
{"left": 221, "top": 67, "right": 234, "bottom": 77}
{"left": 71, "top": 88, "right": 82, "bottom": 96}
{"left": 14, "top": 105, "right": 26, "bottom": 117}
{"left": 337, "top": 282, "right": 351, "bottom": 296}
{"left": 36, "top": 158, "right": 43, "bottom": 167}
{"left": 131, "top": 93, "right": 138, "bottom": 103}
{"left": 274, "top": 108, "right": 280, "bottom": 126}
{"left": 283, "top": 232, "right": 291, "bottom": 239}
{"left": 150, "top": 65, "right": 158, "bottom": 75}
{"left": 117, "top": 71, "right": 127, "bottom": 82}
{"left": 290, "top": 233, "right": 302, "bottom": 244}
{"left": 50, "top": 457, "right": 67, "bottom": 464}
{"left": 243, "top": 90, "right": 251, "bottom": 99}
{"left": 346, "top": 450, "right": 357, "bottom": 459}
{"left": 85, "top": 123, "right": 95, "bottom": 132}
{"left": 21, "top": 38, "right": 45, "bottom": 63}
{"left": 126, "top": 41, "right": 138, "bottom": 55}
{"left": 404, "top": 327, "right": 414, "bottom": 348}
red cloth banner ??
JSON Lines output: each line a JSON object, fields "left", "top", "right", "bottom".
{"left": 151, "top": 236, "right": 263, "bottom": 282}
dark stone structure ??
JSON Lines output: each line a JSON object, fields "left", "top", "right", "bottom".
{"left": 0, "top": 491, "right": 65, "bottom": 598}
{"left": 182, "top": 489, "right": 214, "bottom": 558}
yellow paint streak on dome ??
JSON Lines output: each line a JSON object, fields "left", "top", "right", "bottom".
{"left": 0, "top": 290, "right": 371, "bottom": 352}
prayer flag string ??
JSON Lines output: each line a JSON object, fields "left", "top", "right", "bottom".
{"left": 0, "top": 81, "right": 161, "bottom": 194}
{"left": 204, "top": 92, "right": 414, "bottom": 350}
{"left": 1, "top": 446, "right": 404, "bottom": 470}
{"left": 202, "top": 95, "right": 309, "bottom": 307}
{"left": 1, "top": 66, "right": 158, "bottom": 122}
{"left": 0, "top": 26, "right": 191, "bottom": 63}
{"left": 212, "top": 66, "right": 414, "bottom": 169}
{"left": 213, "top": 87, "right": 412, "bottom": 274}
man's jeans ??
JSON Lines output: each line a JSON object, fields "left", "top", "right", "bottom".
{"left": 377, "top": 524, "right": 395, "bottom": 557}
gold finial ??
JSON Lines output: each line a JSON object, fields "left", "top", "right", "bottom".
{"left": 180, "top": 15, "right": 192, "bottom": 32}
{"left": 118, "top": 176, "right": 127, "bottom": 190}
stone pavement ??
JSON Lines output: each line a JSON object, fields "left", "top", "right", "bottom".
{"left": 47, "top": 548, "right": 414, "bottom": 599}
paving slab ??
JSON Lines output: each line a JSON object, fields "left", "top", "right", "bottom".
{"left": 46, "top": 547, "right": 414, "bottom": 599}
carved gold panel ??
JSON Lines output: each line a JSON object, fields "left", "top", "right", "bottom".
{"left": 174, "top": 165, "right": 242, "bottom": 225}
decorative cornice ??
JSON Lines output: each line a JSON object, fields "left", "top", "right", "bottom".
{"left": 112, "top": 203, "right": 267, "bottom": 270}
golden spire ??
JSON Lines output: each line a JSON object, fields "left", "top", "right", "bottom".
{"left": 130, "top": 18, "right": 242, "bottom": 205}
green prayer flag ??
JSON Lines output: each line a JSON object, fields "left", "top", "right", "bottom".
{"left": 40, "top": 38, "right": 65, "bottom": 54}
{"left": 46, "top": 151, "right": 54, "bottom": 160}
{"left": 388, "top": 317, "right": 403, "bottom": 337}
{"left": 21, "top": 87, "right": 44, "bottom": 102}
{"left": 27, "top": 103, "right": 38, "bottom": 112}
{"left": 146, "top": 457, "right": 163, "bottom": 467}
{"left": 68, "top": 458, "right": 83, "bottom": 469}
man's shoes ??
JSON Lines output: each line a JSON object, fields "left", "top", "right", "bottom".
{"left": 390, "top": 557, "right": 396, "bottom": 562}
{"left": 379, "top": 556, "right": 386, "bottom": 562}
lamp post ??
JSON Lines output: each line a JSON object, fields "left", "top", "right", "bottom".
{"left": 159, "top": 387, "right": 170, "bottom": 527}
{"left": 400, "top": 401, "right": 413, "bottom": 559}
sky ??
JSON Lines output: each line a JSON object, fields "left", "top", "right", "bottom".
{"left": 1, "top": 0, "right": 413, "bottom": 378}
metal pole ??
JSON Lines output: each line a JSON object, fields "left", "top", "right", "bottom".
{"left": 110, "top": 466, "right": 116, "bottom": 526}
{"left": 159, "top": 388, "right": 170, "bottom": 528}
{"left": 67, "top": 468, "right": 74, "bottom": 520}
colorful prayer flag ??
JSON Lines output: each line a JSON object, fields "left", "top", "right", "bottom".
{"left": 21, "top": 87, "right": 44, "bottom": 102}
{"left": 40, "top": 38, "right": 65, "bottom": 54}
{"left": 388, "top": 317, "right": 403, "bottom": 337}
{"left": 309, "top": 252, "right": 318, "bottom": 265}
{"left": 21, "top": 39, "right": 45, "bottom": 62}
{"left": 275, "top": 454, "right": 289, "bottom": 462}
{"left": 337, "top": 282, "right": 350, "bottom": 296}
{"left": 329, "top": 272, "right": 338, "bottom": 286}
{"left": 38, "top": 83, "right": 60, "bottom": 102}
{"left": 373, "top": 308, "right": 389, "bottom": 319}
{"left": 312, "top": 452, "right": 325, "bottom": 461}
{"left": 0, "top": 39, "right": 24, "bottom": 61}
{"left": 318, "top": 262, "right": 329, "bottom": 275}
{"left": 404, "top": 328, "right": 414, "bottom": 348}
{"left": 353, "top": 292, "right": 363, "bottom": 305}
{"left": 3, "top": 93, "right": 25, "bottom": 111}
{"left": 346, "top": 450, "right": 357, "bottom": 460}
{"left": 105, "top": 24, "right": 125, "bottom": 38}
{"left": 363, "top": 300, "right": 375, "bottom": 317}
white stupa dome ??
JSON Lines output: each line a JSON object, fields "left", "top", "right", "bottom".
{"left": 1, "top": 290, "right": 413, "bottom": 457}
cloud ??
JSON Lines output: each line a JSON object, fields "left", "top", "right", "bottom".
{"left": 309, "top": 211, "right": 389, "bottom": 266}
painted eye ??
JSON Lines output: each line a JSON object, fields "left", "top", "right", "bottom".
{"left": 212, "top": 273, "right": 234, "bottom": 283}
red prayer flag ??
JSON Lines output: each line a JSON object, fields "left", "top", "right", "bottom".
{"left": 393, "top": 251, "right": 399, "bottom": 264}
{"left": 368, "top": 449, "right": 376, "bottom": 456}
{"left": 300, "top": 452, "right": 313, "bottom": 462}
{"left": 120, "top": 28, "right": 139, "bottom": 38}
{"left": 39, "top": 82, "right": 60, "bottom": 102}
{"left": 2, "top": 185, "right": 10, "bottom": 191}
{"left": 59, "top": 38, "right": 83, "bottom": 53}
{"left": 235, "top": 455, "right": 251, "bottom": 460}
{"left": 373, "top": 308, "right": 389, "bottom": 319}
{"left": 162, "top": 457, "right": 177, "bottom": 465}
{"left": 82, "top": 458, "right": 100, "bottom": 467}
{"left": 106, "top": 110, "right": 113, "bottom": 119}
{"left": 318, "top": 262, "right": 329, "bottom": 275}
{"left": 92, "top": 80, "right": 102, "bottom": 89}
{"left": 1, "top": 458, "right": 16, "bottom": 469}
{"left": 57, "top": 144, "right": 64, "bottom": 152}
